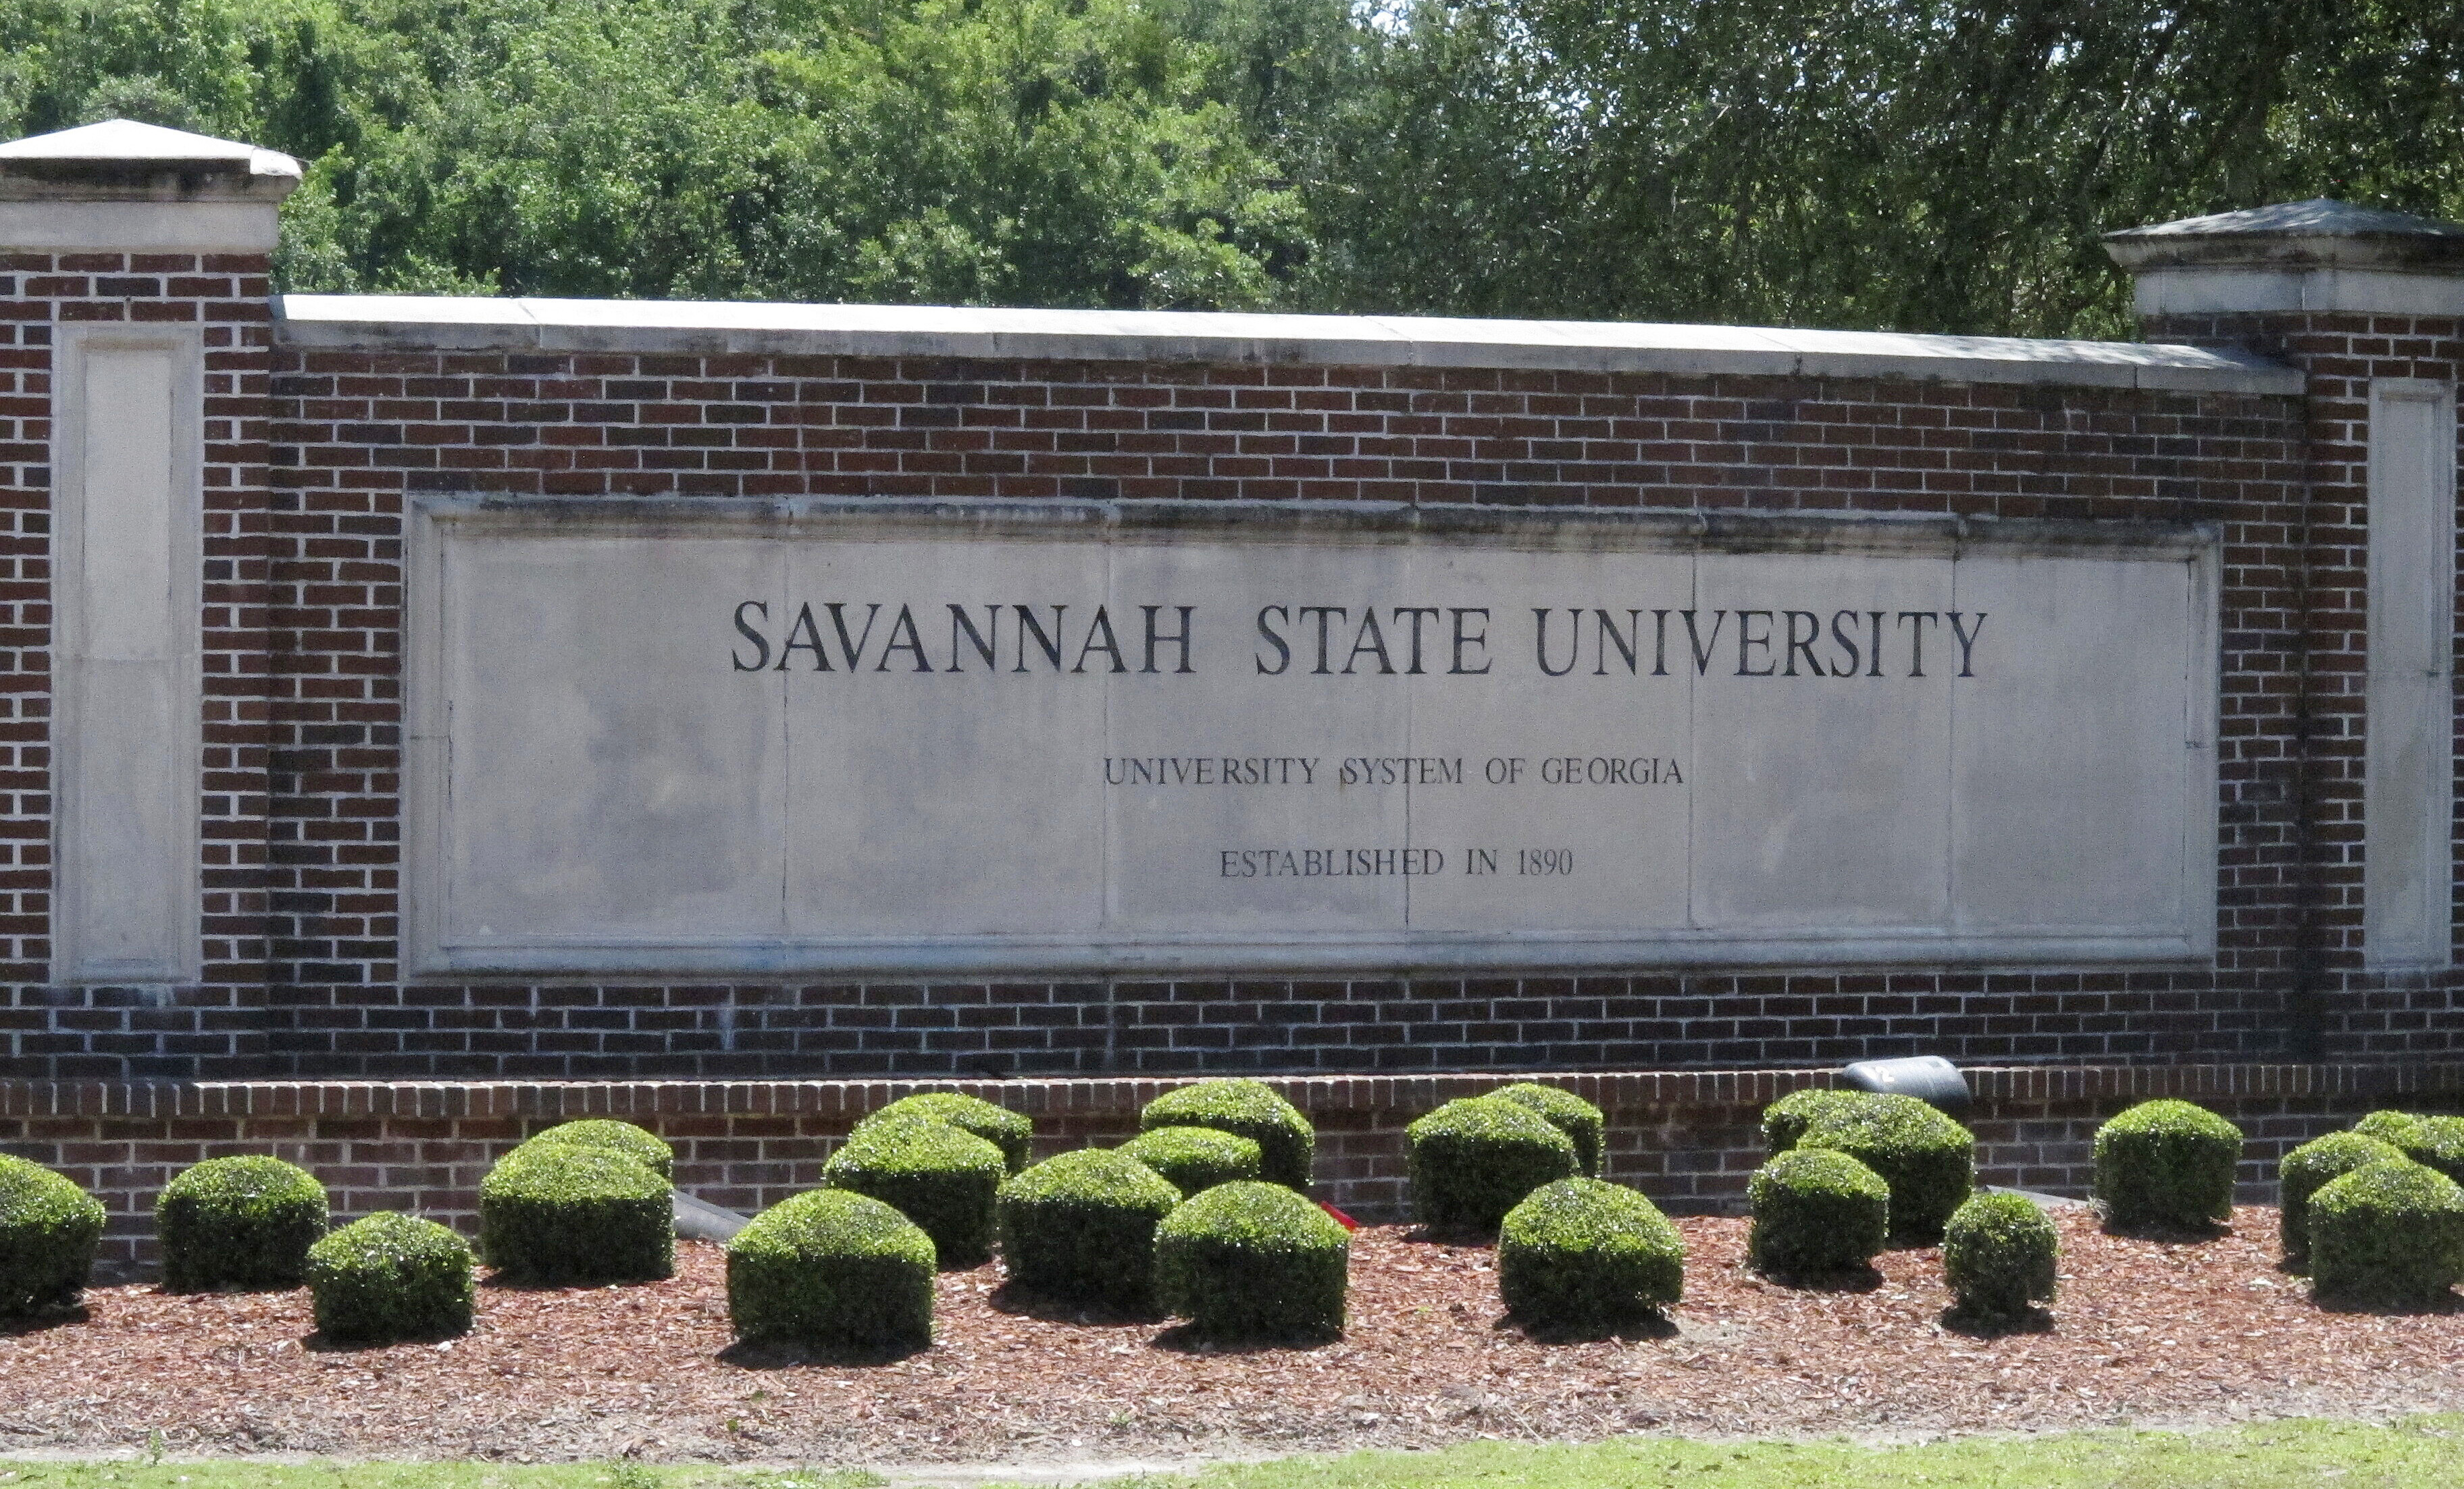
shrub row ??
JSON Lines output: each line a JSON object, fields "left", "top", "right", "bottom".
{"left": 997, "top": 1148, "right": 1181, "bottom": 1311}
{"left": 823, "top": 1113, "right": 1006, "bottom": 1268}
{"left": 480, "top": 1128, "right": 675, "bottom": 1286}
{"left": 1744, "top": 1089, "right": 1977, "bottom": 1270}
{"left": 1742, "top": 1092, "right": 2464, "bottom": 1315}
{"left": 476, "top": 1095, "right": 2464, "bottom": 1341}
{"left": 1139, "top": 1079, "right": 1315, "bottom": 1191}
{"left": 1745, "top": 1090, "right": 2052, "bottom": 1317}
{"left": 1795, "top": 1095, "right": 1974, "bottom": 1245}
{"left": 336, "top": 1116, "right": 685, "bottom": 1340}
{"left": 1118, "top": 1126, "right": 1261, "bottom": 1195}
{"left": 157, "top": 1155, "right": 328, "bottom": 1292}
{"left": 727, "top": 1172, "right": 1351, "bottom": 1351}
{"left": 0, "top": 1148, "right": 478, "bottom": 1346}
{"left": 2093, "top": 1099, "right": 2241, "bottom": 1230}
{"left": 1739, "top": 1093, "right": 2267, "bottom": 1312}
{"left": 801, "top": 1080, "right": 1314, "bottom": 1281}
{"left": 730, "top": 1172, "right": 1691, "bottom": 1350}
{"left": 0, "top": 1155, "right": 104, "bottom": 1319}
{"left": 1941, "top": 1192, "right": 2057, "bottom": 1320}
{"left": 1400, "top": 1087, "right": 1610, "bottom": 1238}
{"left": 1406, "top": 1096, "right": 1579, "bottom": 1234}
{"left": 34, "top": 1089, "right": 2464, "bottom": 1351}
{"left": 730, "top": 1080, "right": 1680, "bottom": 1346}
{"left": 1498, "top": 1178, "right": 1682, "bottom": 1327}
{"left": 75, "top": 1116, "right": 684, "bottom": 1343}
{"left": 308, "top": 1213, "right": 475, "bottom": 1343}
{"left": 2284, "top": 1112, "right": 2464, "bottom": 1305}
{"left": 714, "top": 1079, "right": 1331, "bottom": 1344}
{"left": 727, "top": 1188, "right": 937, "bottom": 1351}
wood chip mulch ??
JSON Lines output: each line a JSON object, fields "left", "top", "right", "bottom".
{"left": 2, "top": 1206, "right": 2461, "bottom": 1467}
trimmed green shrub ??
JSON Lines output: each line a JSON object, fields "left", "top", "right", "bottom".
{"left": 1796, "top": 1093, "right": 1975, "bottom": 1243}
{"left": 517, "top": 1120, "right": 674, "bottom": 1182}
{"left": 1155, "top": 1180, "right": 1348, "bottom": 1343}
{"left": 2353, "top": 1109, "right": 2426, "bottom": 1147}
{"left": 2401, "top": 1117, "right": 2464, "bottom": 1184}
{"left": 0, "top": 1155, "right": 105, "bottom": 1319}
{"left": 1747, "top": 1149, "right": 1889, "bottom": 1279}
{"left": 157, "top": 1156, "right": 329, "bottom": 1292}
{"left": 1406, "top": 1096, "right": 1580, "bottom": 1235}
{"left": 305, "top": 1212, "right": 474, "bottom": 1344}
{"left": 1492, "top": 1083, "right": 1606, "bottom": 1178}
{"left": 1118, "top": 1126, "right": 1262, "bottom": 1197}
{"left": 1941, "top": 1192, "right": 2058, "bottom": 1319}
{"left": 2092, "top": 1099, "right": 2242, "bottom": 1231}
{"left": 1497, "top": 1178, "right": 1683, "bottom": 1327}
{"left": 2344, "top": 1112, "right": 2464, "bottom": 1185}
{"left": 997, "top": 1148, "right": 1181, "bottom": 1311}
{"left": 727, "top": 1188, "right": 935, "bottom": 1351}
{"left": 822, "top": 1114, "right": 1004, "bottom": 1268}
{"left": 2308, "top": 1159, "right": 2464, "bottom": 1308}
{"left": 478, "top": 1143, "right": 673, "bottom": 1284}
{"left": 857, "top": 1093, "right": 1033, "bottom": 1174}
{"left": 1760, "top": 1089, "right": 1876, "bottom": 1157}
{"left": 2280, "top": 1132, "right": 2407, "bottom": 1268}
{"left": 1139, "top": 1080, "right": 1315, "bottom": 1191}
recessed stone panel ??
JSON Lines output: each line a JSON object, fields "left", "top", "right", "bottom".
{"left": 780, "top": 534, "right": 1110, "bottom": 939}
{"left": 1687, "top": 552, "right": 1956, "bottom": 935}
{"left": 438, "top": 537, "right": 790, "bottom": 947}
{"left": 1949, "top": 552, "right": 2205, "bottom": 936}
{"left": 404, "top": 500, "right": 2218, "bottom": 976}
{"left": 54, "top": 329, "right": 203, "bottom": 986}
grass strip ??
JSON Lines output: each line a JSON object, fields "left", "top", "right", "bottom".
{"left": 1090, "top": 1415, "right": 2464, "bottom": 1489}
{"left": 0, "top": 1463, "right": 880, "bottom": 1488}
{"left": 7, "top": 1417, "right": 2464, "bottom": 1488}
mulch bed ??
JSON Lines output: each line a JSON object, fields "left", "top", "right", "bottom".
{"left": 2, "top": 1207, "right": 2461, "bottom": 1466}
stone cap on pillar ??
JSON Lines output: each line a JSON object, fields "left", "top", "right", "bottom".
{"left": 2105, "top": 198, "right": 2464, "bottom": 317}
{"left": 0, "top": 119, "right": 300, "bottom": 253}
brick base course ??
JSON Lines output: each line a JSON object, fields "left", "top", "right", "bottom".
{"left": 12, "top": 1062, "right": 2462, "bottom": 1277}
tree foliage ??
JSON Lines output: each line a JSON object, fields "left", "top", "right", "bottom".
{"left": 5, "top": 0, "right": 2463, "bottom": 336}
{"left": 1301, "top": 0, "right": 2464, "bottom": 336}
{"left": 0, "top": 0, "right": 1304, "bottom": 305}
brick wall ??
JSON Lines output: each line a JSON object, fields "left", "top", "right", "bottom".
{"left": 0, "top": 273, "right": 2454, "bottom": 1087}
{"left": 236, "top": 346, "right": 2341, "bottom": 1079}
{"left": 2146, "top": 309, "right": 2464, "bottom": 1058}
{"left": 11, "top": 1063, "right": 2459, "bottom": 1275}
{"left": 4, "top": 146, "right": 2458, "bottom": 1290}
{"left": 0, "top": 249, "right": 274, "bottom": 1079}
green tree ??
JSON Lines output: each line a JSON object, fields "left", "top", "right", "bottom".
{"left": 7, "top": 0, "right": 2464, "bottom": 334}
{"left": 0, "top": 0, "right": 1306, "bottom": 305}
{"left": 1291, "top": 0, "right": 2464, "bottom": 336}
{"left": 744, "top": 0, "right": 1304, "bottom": 306}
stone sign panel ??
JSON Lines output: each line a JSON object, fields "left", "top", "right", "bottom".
{"left": 405, "top": 498, "right": 2217, "bottom": 976}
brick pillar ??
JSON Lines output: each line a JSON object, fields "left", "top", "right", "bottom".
{"left": 2108, "top": 201, "right": 2464, "bottom": 1055}
{"left": 0, "top": 120, "right": 294, "bottom": 1076}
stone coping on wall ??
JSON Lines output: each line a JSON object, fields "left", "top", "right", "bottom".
{"left": 7, "top": 1063, "right": 2459, "bottom": 1122}
{"left": 273, "top": 294, "right": 2305, "bottom": 396}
